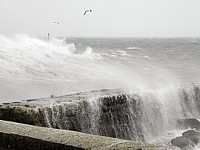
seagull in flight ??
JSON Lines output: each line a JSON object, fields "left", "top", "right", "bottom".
{"left": 83, "top": 9, "right": 92, "bottom": 16}
{"left": 53, "top": 22, "right": 60, "bottom": 24}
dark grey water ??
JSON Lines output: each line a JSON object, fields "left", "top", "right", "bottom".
{"left": 67, "top": 37, "right": 200, "bottom": 83}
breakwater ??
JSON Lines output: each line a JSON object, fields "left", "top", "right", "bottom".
{"left": 0, "top": 85, "right": 200, "bottom": 149}
{"left": 0, "top": 89, "right": 145, "bottom": 141}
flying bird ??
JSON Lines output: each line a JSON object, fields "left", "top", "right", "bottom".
{"left": 83, "top": 9, "right": 92, "bottom": 16}
{"left": 53, "top": 22, "right": 60, "bottom": 24}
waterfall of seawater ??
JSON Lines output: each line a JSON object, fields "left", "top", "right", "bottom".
{"left": 38, "top": 84, "right": 200, "bottom": 147}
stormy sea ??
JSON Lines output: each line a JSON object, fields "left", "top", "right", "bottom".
{"left": 1, "top": 35, "right": 200, "bottom": 149}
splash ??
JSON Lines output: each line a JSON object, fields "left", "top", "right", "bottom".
{"left": 0, "top": 36, "right": 199, "bottom": 149}
{"left": 0, "top": 35, "right": 182, "bottom": 102}
{"left": 0, "top": 34, "right": 104, "bottom": 81}
{"left": 35, "top": 84, "right": 200, "bottom": 149}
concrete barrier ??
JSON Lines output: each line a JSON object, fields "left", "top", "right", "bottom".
{"left": 0, "top": 120, "right": 173, "bottom": 150}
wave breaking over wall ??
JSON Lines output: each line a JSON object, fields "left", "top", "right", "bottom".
{"left": 0, "top": 83, "right": 200, "bottom": 149}
{"left": 0, "top": 35, "right": 186, "bottom": 102}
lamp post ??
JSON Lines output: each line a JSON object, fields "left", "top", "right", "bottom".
{"left": 47, "top": 33, "right": 50, "bottom": 42}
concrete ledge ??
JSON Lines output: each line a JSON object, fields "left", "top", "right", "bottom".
{"left": 0, "top": 120, "right": 173, "bottom": 150}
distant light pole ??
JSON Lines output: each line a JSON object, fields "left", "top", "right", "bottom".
{"left": 47, "top": 33, "right": 50, "bottom": 42}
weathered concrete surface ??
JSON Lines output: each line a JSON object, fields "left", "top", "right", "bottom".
{"left": 0, "top": 120, "right": 173, "bottom": 150}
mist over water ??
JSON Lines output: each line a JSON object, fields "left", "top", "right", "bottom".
{"left": 0, "top": 35, "right": 200, "bottom": 102}
{"left": 1, "top": 35, "right": 200, "bottom": 149}
{"left": 0, "top": 35, "right": 119, "bottom": 101}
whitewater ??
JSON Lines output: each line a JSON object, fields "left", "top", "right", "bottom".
{"left": 1, "top": 35, "right": 200, "bottom": 149}
{"left": 1, "top": 35, "right": 200, "bottom": 102}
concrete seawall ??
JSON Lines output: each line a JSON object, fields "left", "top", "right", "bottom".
{"left": 0, "top": 120, "right": 172, "bottom": 150}
{"left": 0, "top": 89, "right": 146, "bottom": 141}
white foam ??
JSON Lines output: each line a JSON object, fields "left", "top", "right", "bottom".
{"left": 0, "top": 34, "right": 105, "bottom": 82}
{"left": 82, "top": 47, "right": 102, "bottom": 59}
{"left": 142, "top": 55, "right": 152, "bottom": 59}
{"left": 126, "top": 46, "right": 142, "bottom": 50}
{"left": 0, "top": 34, "right": 183, "bottom": 102}
{"left": 194, "top": 143, "right": 200, "bottom": 150}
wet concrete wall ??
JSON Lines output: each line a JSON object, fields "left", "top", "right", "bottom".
{"left": 0, "top": 120, "right": 169, "bottom": 150}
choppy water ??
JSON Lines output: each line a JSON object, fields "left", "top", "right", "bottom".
{"left": 0, "top": 35, "right": 200, "bottom": 102}
{"left": 1, "top": 35, "right": 200, "bottom": 149}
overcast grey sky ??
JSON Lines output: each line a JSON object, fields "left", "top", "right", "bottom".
{"left": 0, "top": 0, "right": 200, "bottom": 37}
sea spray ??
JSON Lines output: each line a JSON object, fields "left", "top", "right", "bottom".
{"left": 1, "top": 84, "right": 200, "bottom": 149}
{"left": 0, "top": 35, "right": 183, "bottom": 102}
{"left": 1, "top": 36, "right": 200, "bottom": 149}
{"left": 36, "top": 84, "right": 200, "bottom": 144}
